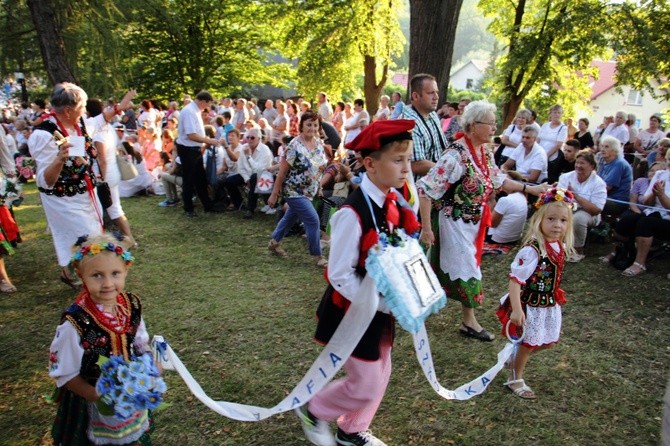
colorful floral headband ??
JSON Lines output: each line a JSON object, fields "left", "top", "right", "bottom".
{"left": 534, "top": 187, "right": 575, "bottom": 209}
{"left": 70, "top": 234, "right": 134, "bottom": 266}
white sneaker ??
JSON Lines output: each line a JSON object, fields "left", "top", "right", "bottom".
{"left": 260, "top": 204, "right": 270, "bottom": 213}
{"left": 566, "top": 253, "right": 585, "bottom": 263}
{"left": 295, "top": 406, "right": 336, "bottom": 446}
{"left": 336, "top": 428, "right": 387, "bottom": 446}
{"left": 265, "top": 207, "right": 278, "bottom": 215}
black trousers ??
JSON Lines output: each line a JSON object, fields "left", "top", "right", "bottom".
{"left": 224, "top": 173, "right": 259, "bottom": 211}
{"left": 176, "top": 144, "right": 213, "bottom": 213}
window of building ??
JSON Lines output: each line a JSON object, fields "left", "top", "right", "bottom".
{"left": 626, "top": 89, "right": 643, "bottom": 106}
{"left": 466, "top": 79, "right": 473, "bottom": 90}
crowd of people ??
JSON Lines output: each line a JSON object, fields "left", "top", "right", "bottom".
{"left": 0, "top": 73, "right": 667, "bottom": 445}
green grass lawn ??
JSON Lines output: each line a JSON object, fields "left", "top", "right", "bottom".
{"left": 1, "top": 182, "right": 669, "bottom": 445}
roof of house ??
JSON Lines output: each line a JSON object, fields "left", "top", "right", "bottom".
{"left": 589, "top": 60, "right": 617, "bottom": 100}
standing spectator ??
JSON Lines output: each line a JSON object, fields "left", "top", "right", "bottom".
{"left": 374, "top": 95, "right": 390, "bottom": 121}
{"left": 331, "top": 102, "right": 345, "bottom": 137}
{"left": 267, "top": 111, "right": 328, "bottom": 266}
{"left": 262, "top": 99, "right": 278, "bottom": 123}
{"left": 557, "top": 149, "right": 607, "bottom": 262}
{"left": 317, "top": 92, "right": 332, "bottom": 122}
{"left": 122, "top": 102, "right": 137, "bottom": 130}
{"left": 232, "top": 98, "right": 249, "bottom": 131}
{"left": 224, "top": 127, "right": 272, "bottom": 219}
{"left": 270, "top": 101, "right": 289, "bottom": 153}
{"left": 175, "top": 90, "right": 221, "bottom": 217}
{"left": 389, "top": 91, "right": 405, "bottom": 120}
{"left": 137, "top": 99, "right": 157, "bottom": 130}
{"left": 86, "top": 99, "right": 135, "bottom": 245}
{"left": 528, "top": 109, "right": 542, "bottom": 133}
{"left": 399, "top": 73, "right": 447, "bottom": 178}
{"left": 537, "top": 104, "right": 568, "bottom": 182}
{"left": 597, "top": 136, "right": 633, "bottom": 218}
{"left": 343, "top": 99, "right": 369, "bottom": 145}
{"left": 444, "top": 98, "right": 470, "bottom": 142}
{"left": 575, "top": 117, "right": 594, "bottom": 149}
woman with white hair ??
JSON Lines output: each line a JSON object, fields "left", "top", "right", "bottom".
{"left": 597, "top": 135, "right": 633, "bottom": 218}
{"left": 418, "top": 100, "right": 548, "bottom": 341}
{"left": 28, "top": 82, "right": 135, "bottom": 288}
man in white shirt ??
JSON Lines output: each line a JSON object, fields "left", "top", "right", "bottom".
{"left": 262, "top": 99, "right": 278, "bottom": 123}
{"left": 176, "top": 90, "right": 222, "bottom": 217}
{"left": 223, "top": 127, "right": 273, "bottom": 219}
{"left": 317, "top": 92, "right": 332, "bottom": 122}
{"left": 501, "top": 126, "right": 548, "bottom": 183}
{"left": 557, "top": 149, "right": 607, "bottom": 262}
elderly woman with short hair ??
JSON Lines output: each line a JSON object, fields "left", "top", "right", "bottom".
{"left": 597, "top": 135, "right": 633, "bottom": 218}
{"left": 418, "top": 100, "right": 547, "bottom": 341}
{"left": 557, "top": 149, "right": 608, "bottom": 262}
{"left": 28, "top": 82, "right": 135, "bottom": 287}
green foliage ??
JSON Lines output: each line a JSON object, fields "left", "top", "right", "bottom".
{"left": 277, "top": 0, "right": 405, "bottom": 103}
{"left": 478, "top": 0, "right": 609, "bottom": 123}
{"left": 608, "top": 0, "right": 670, "bottom": 100}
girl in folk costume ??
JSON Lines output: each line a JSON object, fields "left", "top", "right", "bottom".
{"left": 295, "top": 120, "right": 420, "bottom": 446}
{"left": 497, "top": 188, "right": 575, "bottom": 399}
{"left": 48, "top": 233, "right": 156, "bottom": 445}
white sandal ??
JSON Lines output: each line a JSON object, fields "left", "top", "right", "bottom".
{"left": 503, "top": 378, "right": 536, "bottom": 399}
{"left": 622, "top": 262, "right": 646, "bottom": 277}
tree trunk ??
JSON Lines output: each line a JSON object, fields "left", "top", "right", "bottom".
{"left": 408, "top": 0, "right": 464, "bottom": 105}
{"left": 363, "top": 55, "right": 388, "bottom": 117}
{"left": 502, "top": 94, "right": 524, "bottom": 128}
{"left": 26, "top": 0, "right": 77, "bottom": 86}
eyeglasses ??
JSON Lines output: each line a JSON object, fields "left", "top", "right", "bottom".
{"left": 475, "top": 121, "right": 496, "bottom": 127}
{"left": 247, "top": 136, "right": 256, "bottom": 140}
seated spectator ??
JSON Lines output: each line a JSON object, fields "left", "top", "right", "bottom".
{"left": 597, "top": 135, "right": 633, "bottom": 218}
{"left": 554, "top": 139, "right": 580, "bottom": 179}
{"left": 158, "top": 152, "right": 182, "bottom": 207}
{"left": 601, "top": 111, "right": 629, "bottom": 154}
{"left": 635, "top": 115, "right": 665, "bottom": 157}
{"left": 223, "top": 127, "right": 273, "bottom": 219}
{"left": 603, "top": 158, "right": 670, "bottom": 277}
{"left": 214, "top": 128, "right": 243, "bottom": 205}
{"left": 215, "top": 113, "right": 234, "bottom": 143}
{"left": 141, "top": 126, "right": 161, "bottom": 171}
{"left": 647, "top": 137, "right": 670, "bottom": 166}
{"left": 501, "top": 125, "right": 548, "bottom": 183}
{"left": 496, "top": 109, "right": 531, "bottom": 166}
{"left": 557, "top": 149, "right": 607, "bottom": 262}
{"left": 628, "top": 161, "right": 666, "bottom": 215}
{"left": 487, "top": 171, "right": 528, "bottom": 245}
{"left": 119, "top": 143, "right": 154, "bottom": 197}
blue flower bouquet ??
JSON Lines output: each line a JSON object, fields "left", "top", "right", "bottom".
{"left": 96, "top": 353, "right": 167, "bottom": 420}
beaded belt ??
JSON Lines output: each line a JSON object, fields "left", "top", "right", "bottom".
{"left": 433, "top": 198, "right": 483, "bottom": 224}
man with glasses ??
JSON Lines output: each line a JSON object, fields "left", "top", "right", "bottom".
{"left": 176, "top": 90, "right": 222, "bottom": 217}
{"left": 223, "top": 127, "right": 273, "bottom": 219}
{"left": 399, "top": 73, "right": 448, "bottom": 179}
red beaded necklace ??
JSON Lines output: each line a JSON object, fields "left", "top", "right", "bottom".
{"left": 463, "top": 135, "right": 490, "bottom": 179}
{"left": 75, "top": 289, "right": 132, "bottom": 334}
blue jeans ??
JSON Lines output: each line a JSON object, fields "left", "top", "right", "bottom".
{"left": 271, "top": 196, "right": 322, "bottom": 256}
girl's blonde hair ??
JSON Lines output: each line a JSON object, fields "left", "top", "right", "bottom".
{"left": 522, "top": 201, "right": 575, "bottom": 257}
{"left": 70, "top": 233, "right": 134, "bottom": 270}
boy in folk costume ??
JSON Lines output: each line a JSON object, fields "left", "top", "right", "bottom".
{"left": 295, "top": 119, "right": 421, "bottom": 446}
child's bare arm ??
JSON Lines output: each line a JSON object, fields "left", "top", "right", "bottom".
{"left": 64, "top": 375, "right": 99, "bottom": 401}
{"left": 508, "top": 279, "right": 526, "bottom": 327}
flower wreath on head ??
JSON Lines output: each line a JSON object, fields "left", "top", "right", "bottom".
{"left": 70, "top": 233, "right": 134, "bottom": 266}
{"left": 535, "top": 187, "right": 575, "bottom": 210}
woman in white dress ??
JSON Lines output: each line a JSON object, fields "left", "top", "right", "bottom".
{"left": 28, "top": 83, "right": 135, "bottom": 288}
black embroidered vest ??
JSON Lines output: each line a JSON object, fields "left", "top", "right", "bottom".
{"left": 62, "top": 292, "right": 143, "bottom": 384}
{"left": 520, "top": 241, "right": 562, "bottom": 307}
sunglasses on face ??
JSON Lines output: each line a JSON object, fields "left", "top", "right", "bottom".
{"left": 247, "top": 136, "right": 256, "bottom": 140}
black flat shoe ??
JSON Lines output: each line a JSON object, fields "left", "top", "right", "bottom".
{"left": 459, "top": 324, "right": 495, "bottom": 342}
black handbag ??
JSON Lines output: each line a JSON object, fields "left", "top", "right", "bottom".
{"left": 97, "top": 180, "right": 113, "bottom": 209}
